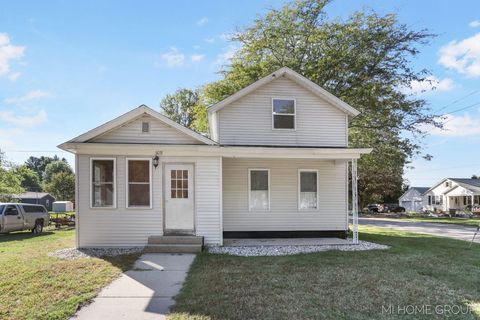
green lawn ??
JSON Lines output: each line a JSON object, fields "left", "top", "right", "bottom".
{"left": 0, "top": 228, "right": 140, "bottom": 320}
{"left": 375, "top": 216, "right": 480, "bottom": 227}
{"left": 170, "top": 226, "right": 480, "bottom": 320}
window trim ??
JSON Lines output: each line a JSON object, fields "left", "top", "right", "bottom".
{"left": 90, "top": 157, "right": 117, "bottom": 209}
{"left": 272, "top": 97, "right": 296, "bottom": 130}
{"left": 125, "top": 158, "right": 153, "bottom": 209}
{"left": 248, "top": 168, "right": 270, "bottom": 212}
{"left": 298, "top": 169, "right": 319, "bottom": 211}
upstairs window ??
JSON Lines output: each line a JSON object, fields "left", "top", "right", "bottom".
{"left": 142, "top": 122, "right": 150, "bottom": 133}
{"left": 272, "top": 99, "right": 295, "bottom": 129}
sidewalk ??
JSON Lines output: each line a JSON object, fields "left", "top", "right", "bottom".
{"left": 72, "top": 253, "right": 196, "bottom": 320}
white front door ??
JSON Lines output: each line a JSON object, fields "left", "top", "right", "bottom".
{"left": 164, "top": 164, "right": 194, "bottom": 232}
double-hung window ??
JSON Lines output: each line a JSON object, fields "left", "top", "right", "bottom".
{"left": 127, "top": 159, "right": 151, "bottom": 208}
{"left": 249, "top": 169, "right": 270, "bottom": 211}
{"left": 272, "top": 98, "right": 295, "bottom": 129}
{"left": 91, "top": 158, "right": 116, "bottom": 208}
{"left": 299, "top": 170, "right": 319, "bottom": 210}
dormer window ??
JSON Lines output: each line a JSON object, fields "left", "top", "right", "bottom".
{"left": 142, "top": 122, "right": 150, "bottom": 133}
{"left": 272, "top": 98, "right": 295, "bottom": 129}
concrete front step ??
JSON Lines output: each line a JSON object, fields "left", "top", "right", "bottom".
{"left": 145, "top": 244, "right": 202, "bottom": 253}
{"left": 148, "top": 235, "right": 203, "bottom": 245}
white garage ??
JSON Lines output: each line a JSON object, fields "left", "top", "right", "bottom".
{"left": 399, "top": 187, "right": 429, "bottom": 213}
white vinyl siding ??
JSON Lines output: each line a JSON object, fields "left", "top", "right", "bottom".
{"left": 217, "top": 77, "right": 347, "bottom": 146}
{"left": 91, "top": 115, "right": 203, "bottom": 144}
{"left": 223, "top": 158, "right": 347, "bottom": 231}
{"left": 77, "top": 155, "right": 222, "bottom": 247}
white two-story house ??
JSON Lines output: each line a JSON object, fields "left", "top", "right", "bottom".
{"left": 59, "top": 67, "right": 371, "bottom": 249}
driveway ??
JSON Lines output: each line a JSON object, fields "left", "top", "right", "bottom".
{"left": 72, "top": 253, "right": 196, "bottom": 320}
{"left": 359, "top": 217, "right": 480, "bottom": 243}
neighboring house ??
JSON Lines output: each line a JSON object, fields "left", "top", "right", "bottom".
{"left": 398, "top": 187, "right": 429, "bottom": 212}
{"left": 58, "top": 67, "right": 371, "bottom": 248}
{"left": 423, "top": 178, "right": 480, "bottom": 213}
{"left": 17, "top": 192, "right": 56, "bottom": 211}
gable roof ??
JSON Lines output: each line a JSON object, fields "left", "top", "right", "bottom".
{"left": 424, "top": 177, "right": 480, "bottom": 194}
{"left": 411, "top": 187, "right": 429, "bottom": 194}
{"left": 399, "top": 187, "right": 429, "bottom": 199}
{"left": 17, "top": 192, "right": 53, "bottom": 199}
{"left": 64, "top": 105, "right": 216, "bottom": 145}
{"left": 449, "top": 178, "right": 480, "bottom": 187}
{"left": 207, "top": 67, "right": 360, "bottom": 117}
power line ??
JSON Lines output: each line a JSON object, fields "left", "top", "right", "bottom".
{"left": 3, "top": 150, "right": 69, "bottom": 153}
{"left": 435, "top": 89, "right": 480, "bottom": 113}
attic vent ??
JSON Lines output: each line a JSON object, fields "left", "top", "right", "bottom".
{"left": 142, "top": 122, "right": 150, "bottom": 133}
{"left": 445, "top": 181, "right": 451, "bottom": 187}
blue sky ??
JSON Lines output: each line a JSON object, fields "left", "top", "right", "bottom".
{"left": 0, "top": 0, "right": 479, "bottom": 187}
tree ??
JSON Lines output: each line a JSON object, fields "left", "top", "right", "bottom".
{"left": 0, "top": 149, "right": 24, "bottom": 201}
{"left": 160, "top": 88, "right": 204, "bottom": 130}
{"left": 43, "top": 161, "right": 73, "bottom": 184}
{"left": 195, "top": 0, "right": 439, "bottom": 205}
{"left": 13, "top": 165, "right": 42, "bottom": 191}
{"left": 472, "top": 175, "right": 478, "bottom": 179}
{"left": 25, "top": 155, "right": 67, "bottom": 182}
{"left": 44, "top": 172, "right": 75, "bottom": 202}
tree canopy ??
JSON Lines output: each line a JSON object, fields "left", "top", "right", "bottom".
{"left": 160, "top": 88, "right": 202, "bottom": 129}
{"left": 44, "top": 172, "right": 75, "bottom": 202}
{"left": 43, "top": 161, "right": 73, "bottom": 184}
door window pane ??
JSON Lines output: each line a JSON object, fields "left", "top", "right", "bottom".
{"left": 170, "top": 169, "right": 189, "bottom": 199}
{"left": 299, "top": 171, "right": 318, "bottom": 210}
{"left": 249, "top": 170, "right": 269, "bottom": 211}
{"left": 92, "top": 159, "right": 115, "bottom": 207}
{"left": 127, "top": 160, "right": 150, "bottom": 207}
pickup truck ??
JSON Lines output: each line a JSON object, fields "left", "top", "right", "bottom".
{"left": 0, "top": 203, "right": 49, "bottom": 234}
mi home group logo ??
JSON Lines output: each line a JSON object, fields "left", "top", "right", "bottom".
{"left": 382, "top": 304, "right": 472, "bottom": 316}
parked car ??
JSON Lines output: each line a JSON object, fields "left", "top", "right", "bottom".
{"left": 366, "top": 204, "right": 381, "bottom": 213}
{"left": 0, "top": 203, "right": 49, "bottom": 234}
{"left": 380, "top": 203, "right": 406, "bottom": 213}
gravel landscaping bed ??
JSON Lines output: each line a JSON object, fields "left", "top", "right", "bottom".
{"left": 208, "top": 240, "right": 389, "bottom": 257}
{"left": 48, "top": 247, "right": 144, "bottom": 260}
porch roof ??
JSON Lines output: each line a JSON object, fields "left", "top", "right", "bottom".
{"left": 444, "top": 184, "right": 480, "bottom": 196}
{"left": 58, "top": 142, "right": 372, "bottom": 159}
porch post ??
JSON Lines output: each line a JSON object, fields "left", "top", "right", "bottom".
{"left": 351, "top": 159, "right": 359, "bottom": 244}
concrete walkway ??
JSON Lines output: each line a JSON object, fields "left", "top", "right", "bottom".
{"left": 359, "top": 217, "right": 480, "bottom": 243}
{"left": 72, "top": 253, "right": 196, "bottom": 320}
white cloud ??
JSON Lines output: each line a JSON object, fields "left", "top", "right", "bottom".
{"left": 438, "top": 32, "right": 480, "bottom": 77}
{"left": 196, "top": 17, "right": 209, "bottom": 26}
{"left": 4, "top": 89, "right": 50, "bottom": 104}
{"left": 0, "top": 109, "right": 47, "bottom": 126}
{"left": 204, "top": 38, "right": 215, "bottom": 44}
{"left": 401, "top": 76, "right": 455, "bottom": 94}
{"left": 190, "top": 54, "right": 205, "bottom": 62}
{"left": 215, "top": 45, "right": 238, "bottom": 66}
{"left": 469, "top": 20, "right": 480, "bottom": 28}
{"left": 0, "top": 32, "right": 25, "bottom": 80}
{"left": 160, "top": 47, "right": 185, "bottom": 67}
{"left": 429, "top": 113, "right": 480, "bottom": 137}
